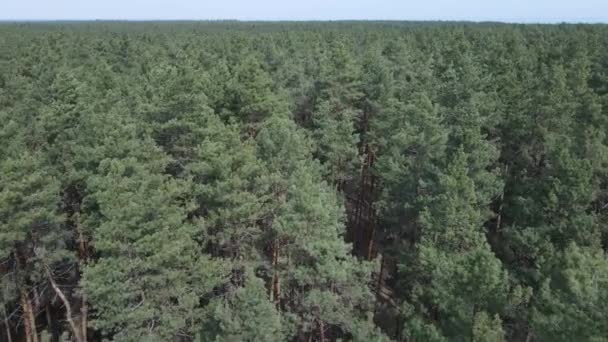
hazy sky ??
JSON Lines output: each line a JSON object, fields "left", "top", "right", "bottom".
{"left": 3, "top": 0, "right": 607, "bottom": 22}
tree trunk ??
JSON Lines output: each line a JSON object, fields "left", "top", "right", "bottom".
{"left": 355, "top": 145, "right": 373, "bottom": 256}
{"left": 45, "top": 266, "right": 83, "bottom": 342}
{"left": 21, "top": 289, "right": 38, "bottom": 342}
{"left": 270, "top": 241, "right": 276, "bottom": 301}
{"left": 374, "top": 255, "right": 384, "bottom": 313}
{"left": 353, "top": 157, "right": 366, "bottom": 248}
{"left": 367, "top": 224, "right": 376, "bottom": 260}
{"left": 76, "top": 216, "right": 88, "bottom": 342}
{"left": 366, "top": 174, "right": 376, "bottom": 260}
{"left": 495, "top": 165, "right": 508, "bottom": 233}
{"left": 319, "top": 320, "right": 325, "bottom": 342}
{"left": 270, "top": 239, "right": 281, "bottom": 306}
{"left": 62, "top": 186, "right": 89, "bottom": 341}
{"left": 45, "top": 304, "right": 60, "bottom": 342}
{"left": 80, "top": 292, "right": 88, "bottom": 342}
{"left": 3, "top": 303, "right": 12, "bottom": 342}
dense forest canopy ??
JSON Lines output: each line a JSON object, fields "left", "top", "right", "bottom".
{"left": 1, "top": 21, "right": 608, "bottom": 342}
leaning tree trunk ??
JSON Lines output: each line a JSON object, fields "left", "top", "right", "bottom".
{"left": 45, "top": 266, "right": 84, "bottom": 342}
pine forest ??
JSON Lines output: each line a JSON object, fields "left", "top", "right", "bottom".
{"left": 1, "top": 21, "right": 608, "bottom": 341}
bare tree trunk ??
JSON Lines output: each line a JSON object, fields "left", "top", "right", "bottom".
{"left": 62, "top": 188, "right": 89, "bottom": 342}
{"left": 366, "top": 182, "right": 376, "bottom": 260}
{"left": 395, "top": 314, "right": 401, "bottom": 342}
{"left": 524, "top": 328, "right": 533, "bottom": 342}
{"left": 76, "top": 218, "right": 88, "bottom": 342}
{"left": 45, "top": 267, "right": 83, "bottom": 342}
{"left": 367, "top": 224, "right": 376, "bottom": 260}
{"left": 270, "top": 239, "right": 281, "bottom": 306}
{"left": 270, "top": 241, "right": 276, "bottom": 301}
{"left": 33, "top": 287, "right": 41, "bottom": 312}
{"left": 21, "top": 289, "right": 38, "bottom": 342}
{"left": 3, "top": 303, "right": 12, "bottom": 342}
{"left": 80, "top": 292, "right": 88, "bottom": 342}
{"left": 319, "top": 320, "right": 325, "bottom": 342}
{"left": 45, "top": 305, "right": 52, "bottom": 332}
{"left": 495, "top": 165, "right": 508, "bottom": 233}
{"left": 45, "top": 304, "right": 61, "bottom": 342}
{"left": 353, "top": 153, "right": 366, "bottom": 248}
{"left": 374, "top": 255, "right": 384, "bottom": 313}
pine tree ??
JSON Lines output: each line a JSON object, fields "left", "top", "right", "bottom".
{"left": 532, "top": 244, "right": 608, "bottom": 341}
{"left": 402, "top": 150, "right": 512, "bottom": 341}
{"left": 309, "top": 40, "right": 363, "bottom": 187}
{"left": 0, "top": 151, "right": 63, "bottom": 342}
{"left": 224, "top": 55, "right": 289, "bottom": 125}
{"left": 200, "top": 268, "right": 285, "bottom": 341}
{"left": 376, "top": 93, "right": 448, "bottom": 247}
{"left": 256, "top": 115, "right": 387, "bottom": 341}
{"left": 185, "top": 113, "right": 270, "bottom": 260}
{"left": 83, "top": 148, "right": 224, "bottom": 341}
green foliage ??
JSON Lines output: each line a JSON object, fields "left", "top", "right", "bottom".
{"left": 472, "top": 312, "right": 505, "bottom": 342}
{"left": 84, "top": 154, "right": 224, "bottom": 340}
{"left": 256, "top": 114, "right": 384, "bottom": 339}
{"left": 375, "top": 93, "right": 448, "bottom": 252}
{"left": 201, "top": 269, "right": 285, "bottom": 342}
{"left": 532, "top": 244, "right": 608, "bottom": 341}
{"left": 224, "top": 55, "right": 289, "bottom": 124}
{"left": 0, "top": 152, "right": 61, "bottom": 260}
{"left": 186, "top": 114, "right": 270, "bottom": 260}
{"left": 399, "top": 151, "right": 511, "bottom": 340}
{"left": 1, "top": 22, "right": 608, "bottom": 342}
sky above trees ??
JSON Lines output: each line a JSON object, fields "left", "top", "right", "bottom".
{"left": 2, "top": 0, "right": 607, "bottom": 22}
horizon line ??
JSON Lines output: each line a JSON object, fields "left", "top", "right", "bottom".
{"left": 1, "top": 18, "right": 608, "bottom": 24}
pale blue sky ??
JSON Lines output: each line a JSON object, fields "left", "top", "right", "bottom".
{"left": 2, "top": 0, "right": 607, "bottom": 22}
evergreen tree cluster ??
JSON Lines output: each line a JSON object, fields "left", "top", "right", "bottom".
{"left": 1, "top": 21, "right": 608, "bottom": 341}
